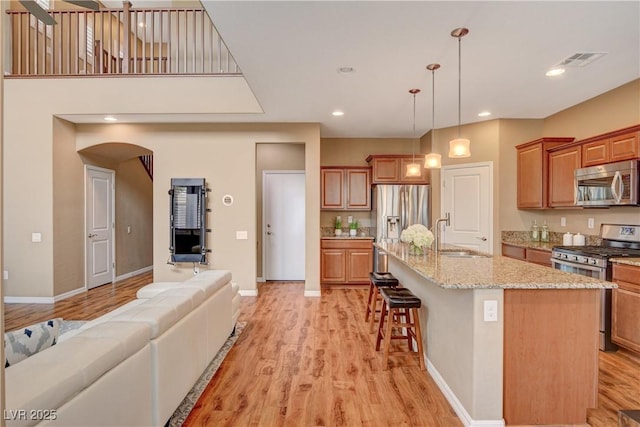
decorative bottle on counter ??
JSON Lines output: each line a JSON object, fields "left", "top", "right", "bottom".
{"left": 530, "top": 220, "right": 540, "bottom": 242}
{"left": 540, "top": 221, "right": 549, "bottom": 243}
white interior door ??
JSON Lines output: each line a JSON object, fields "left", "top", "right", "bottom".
{"left": 264, "top": 171, "right": 305, "bottom": 280}
{"left": 86, "top": 166, "right": 115, "bottom": 289}
{"left": 440, "top": 162, "right": 493, "bottom": 253}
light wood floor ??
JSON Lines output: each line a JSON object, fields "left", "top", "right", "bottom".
{"left": 4, "top": 275, "right": 639, "bottom": 426}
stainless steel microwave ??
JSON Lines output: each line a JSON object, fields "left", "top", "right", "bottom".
{"left": 574, "top": 160, "right": 639, "bottom": 206}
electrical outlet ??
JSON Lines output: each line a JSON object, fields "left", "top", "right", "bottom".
{"left": 236, "top": 231, "right": 248, "bottom": 240}
{"left": 483, "top": 300, "right": 498, "bottom": 322}
{"left": 588, "top": 218, "right": 595, "bottom": 229}
{"left": 3, "top": 271, "right": 8, "bottom": 280}
{"left": 560, "top": 217, "right": 566, "bottom": 227}
{"left": 31, "top": 232, "right": 42, "bottom": 243}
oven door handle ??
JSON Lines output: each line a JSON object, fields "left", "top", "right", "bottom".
{"left": 611, "top": 171, "right": 623, "bottom": 204}
{"left": 551, "top": 258, "right": 605, "bottom": 273}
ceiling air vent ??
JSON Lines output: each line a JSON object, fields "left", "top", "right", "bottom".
{"left": 558, "top": 52, "right": 607, "bottom": 67}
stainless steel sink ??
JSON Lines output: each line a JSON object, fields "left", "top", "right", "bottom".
{"left": 438, "top": 250, "right": 490, "bottom": 258}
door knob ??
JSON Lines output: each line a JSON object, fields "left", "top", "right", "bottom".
{"left": 88, "top": 233, "right": 97, "bottom": 238}
{"left": 475, "top": 236, "right": 487, "bottom": 241}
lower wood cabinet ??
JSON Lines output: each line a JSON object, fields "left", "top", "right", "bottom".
{"left": 502, "top": 243, "right": 552, "bottom": 267}
{"left": 321, "top": 239, "right": 373, "bottom": 284}
{"left": 612, "top": 263, "right": 640, "bottom": 354}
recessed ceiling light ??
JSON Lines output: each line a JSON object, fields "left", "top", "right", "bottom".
{"left": 332, "top": 111, "right": 344, "bottom": 117}
{"left": 104, "top": 116, "right": 117, "bottom": 122}
{"left": 337, "top": 67, "right": 355, "bottom": 74}
{"left": 546, "top": 67, "right": 565, "bottom": 77}
{"left": 478, "top": 111, "right": 491, "bottom": 117}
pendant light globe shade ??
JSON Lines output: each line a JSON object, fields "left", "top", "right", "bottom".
{"left": 405, "top": 162, "right": 422, "bottom": 177}
{"left": 449, "top": 138, "right": 471, "bottom": 158}
{"left": 424, "top": 152, "right": 442, "bottom": 168}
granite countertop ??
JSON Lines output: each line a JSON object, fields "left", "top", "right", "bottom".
{"left": 610, "top": 257, "right": 640, "bottom": 267}
{"left": 322, "top": 235, "right": 375, "bottom": 240}
{"left": 375, "top": 241, "right": 616, "bottom": 290}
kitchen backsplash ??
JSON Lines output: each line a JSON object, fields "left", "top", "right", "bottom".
{"left": 501, "top": 230, "right": 601, "bottom": 246}
{"left": 321, "top": 226, "right": 374, "bottom": 237}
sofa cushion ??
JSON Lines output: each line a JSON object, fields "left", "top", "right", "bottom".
{"left": 5, "top": 321, "right": 151, "bottom": 421}
{"left": 156, "top": 287, "right": 206, "bottom": 308}
{"left": 58, "top": 299, "right": 147, "bottom": 343}
{"left": 183, "top": 270, "right": 231, "bottom": 297}
{"left": 4, "top": 318, "right": 62, "bottom": 367}
{"left": 136, "top": 282, "right": 181, "bottom": 299}
{"left": 111, "top": 294, "right": 193, "bottom": 339}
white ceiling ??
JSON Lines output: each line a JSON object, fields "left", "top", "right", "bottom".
{"left": 64, "top": 1, "right": 640, "bottom": 139}
{"left": 199, "top": 1, "right": 640, "bottom": 138}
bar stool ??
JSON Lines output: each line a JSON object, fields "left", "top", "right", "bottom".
{"left": 365, "top": 272, "right": 399, "bottom": 333}
{"left": 375, "top": 287, "right": 425, "bottom": 371}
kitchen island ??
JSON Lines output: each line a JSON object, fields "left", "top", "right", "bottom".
{"left": 375, "top": 241, "right": 616, "bottom": 427}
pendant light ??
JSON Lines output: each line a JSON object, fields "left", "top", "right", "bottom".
{"left": 448, "top": 27, "right": 471, "bottom": 158}
{"left": 405, "top": 88, "right": 422, "bottom": 177}
{"left": 424, "top": 63, "right": 442, "bottom": 168}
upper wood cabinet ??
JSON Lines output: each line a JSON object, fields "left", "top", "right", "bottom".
{"left": 321, "top": 167, "right": 371, "bottom": 210}
{"left": 548, "top": 145, "right": 582, "bottom": 207}
{"left": 516, "top": 137, "right": 575, "bottom": 209}
{"left": 582, "top": 130, "right": 640, "bottom": 167}
{"left": 366, "top": 155, "right": 430, "bottom": 184}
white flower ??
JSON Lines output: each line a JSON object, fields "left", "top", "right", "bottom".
{"left": 400, "top": 224, "right": 434, "bottom": 248}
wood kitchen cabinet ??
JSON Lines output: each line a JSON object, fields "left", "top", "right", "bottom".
{"left": 321, "top": 239, "right": 373, "bottom": 284}
{"left": 582, "top": 129, "right": 640, "bottom": 167}
{"left": 321, "top": 167, "right": 371, "bottom": 210}
{"left": 501, "top": 243, "right": 552, "bottom": 267}
{"left": 516, "top": 137, "right": 575, "bottom": 209}
{"left": 366, "top": 155, "right": 430, "bottom": 184}
{"left": 612, "top": 263, "right": 640, "bottom": 354}
{"left": 548, "top": 145, "right": 582, "bottom": 207}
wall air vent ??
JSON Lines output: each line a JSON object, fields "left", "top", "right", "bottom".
{"left": 558, "top": 52, "right": 607, "bottom": 67}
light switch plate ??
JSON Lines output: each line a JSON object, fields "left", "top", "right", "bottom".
{"left": 560, "top": 217, "right": 566, "bottom": 227}
{"left": 31, "top": 232, "right": 42, "bottom": 243}
{"left": 588, "top": 218, "right": 595, "bottom": 229}
{"left": 483, "top": 300, "right": 498, "bottom": 322}
{"left": 236, "top": 231, "right": 248, "bottom": 240}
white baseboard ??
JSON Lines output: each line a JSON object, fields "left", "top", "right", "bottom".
{"left": 54, "top": 287, "right": 86, "bottom": 302}
{"left": 239, "top": 290, "right": 258, "bottom": 296}
{"left": 304, "top": 290, "right": 321, "bottom": 297}
{"left": 426, "top": 358, "right": 505, "bottom": 427}
{"left": 115, "top": 265, "right": 153, "bottom": 282}
{"left": 4, "top": 295, "right": 55, "bottom": 304}
{"left": 256, "top": 277, "right": 266, "bottom": 283}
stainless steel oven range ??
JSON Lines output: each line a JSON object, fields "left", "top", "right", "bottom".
{"left": 551, "top": 223, "right": 640, "bottom": 351}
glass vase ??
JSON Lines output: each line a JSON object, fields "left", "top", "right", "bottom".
{"left": 409, "top": 242, "right": 424, "bottom": 255}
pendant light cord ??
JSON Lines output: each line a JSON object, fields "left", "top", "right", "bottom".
{"left": 457, "top": 35, "right": 461, "bottom": 138}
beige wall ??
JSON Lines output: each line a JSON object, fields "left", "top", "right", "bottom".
{"left": 74, "top": 123, "right": 320, "bottom": 294}
{"left": 114, "top": 158, "right": 153, "bottom": 276}
{"left": 52, "top": 118, "right": 86, "bottom": 295}
{"left": 3, "top": 75, "right": 263, "bottom": 298}
{"left": 255, "top": 143, "right": 305, "bottom": 278}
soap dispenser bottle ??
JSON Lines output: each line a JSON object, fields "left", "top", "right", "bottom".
{"left": 540, "top": 221, "right": 549, "bottom": 243}
{"left": 530, "top": 220, "right": 540, "bottom": 242}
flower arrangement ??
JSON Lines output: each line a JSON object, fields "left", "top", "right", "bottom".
{"left": 400, "top": 224, "right": 434, "bottom": 254}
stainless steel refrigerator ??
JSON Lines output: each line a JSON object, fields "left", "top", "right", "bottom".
{"left": 372, "top": 184, "right": 431, "bottom": 272}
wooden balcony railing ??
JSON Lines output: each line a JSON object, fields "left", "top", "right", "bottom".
{"left": 6, "top": 4, "right": 241, "bottom": 77}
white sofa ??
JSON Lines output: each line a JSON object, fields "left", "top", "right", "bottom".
{"left": 5, "top": 270, "right": 240, "bottom": 427}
